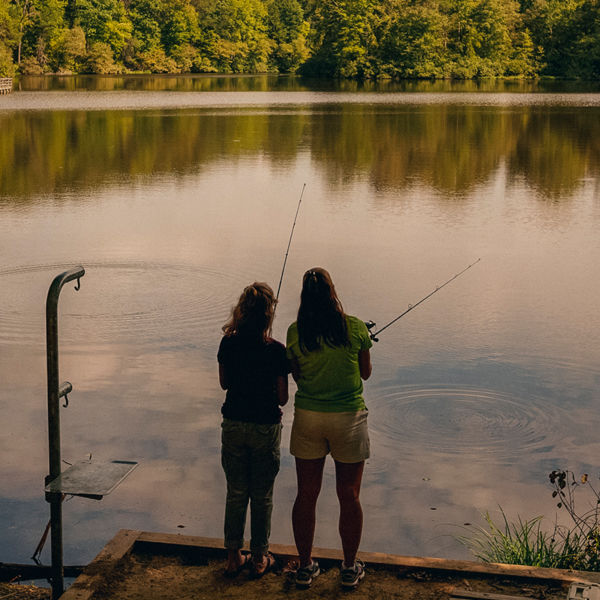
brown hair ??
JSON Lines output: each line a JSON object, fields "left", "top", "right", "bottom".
{"left": 297, "top": 267, "right": 349, "bottom": 353}
{"left": 222, "top": 282, "right": 277, "bottom": 341}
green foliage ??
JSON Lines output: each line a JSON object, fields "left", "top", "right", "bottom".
{"left": 459, "top": 471, "right": 600, "bottom": 571}
{"left": 301, "top": 0, "right": 378, "bottom": 77}
{"left": 137, "top": 45, "right": 178, "bottom": 72}
{"left": 267, "top": 0, "right": 308, "bottom": 71}
{"left": 549, "top": 470, "right": 600, "bottom": 571}
{"left": 18, "top": 53, "right": 43, "bottom": 72}
{"left": 0, "top": 1, "right": 18, "bottom": 46}
{"left": 47, "top": 25, "right": 86, "bottom": 72}
{"left": 20, "top": 0, "right": 65, "bottom": 68}
{"left": 204, "top": 0, "right": 273, "bottom": 72}
{"left": 0, "top": 40, "right": 16, "bottom": 75}
{"left": 0, "top": 0, "right": 598, "bottom": 78}
{"left": 159, "top": 0, "right": 200, "bottom": 55}
{"left": 75, "top": 0, "right": 132, "bottom": 55}
{"left": 442, "top": 0, "right": 536, "bottom": 77}
{"left": 564, "top": 0, "right": 600, "bottom": 79}
{"left": 85, "top": 40, "right": 119, "bottom": 73}
{"left": 458, "top": 509, "right": 580, "bottom": 568}
{"left": 170, "top": 42, "right": 198, "bottom": 72}
{"left": 127, "top": 0, "right": 162, "bottom": 53}
{"left": 270, "top": 35, "right": 309, "bottom": 72}
{"left": 377, "top": 2, "right": 448, "bottom": 78}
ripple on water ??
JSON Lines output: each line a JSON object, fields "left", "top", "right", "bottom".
{"left": 368, "top": 384, "right": 571, "bottom": 464}
{"left": 0, "top": 261, "right": 249, "bottom": 348}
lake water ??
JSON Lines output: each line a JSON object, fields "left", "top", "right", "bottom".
{"left": 1, "top": 76, "right": 599, "bottom": 569}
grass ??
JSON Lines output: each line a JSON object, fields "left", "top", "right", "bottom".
{"left": 458, "top": 509, "right": 585, "bottom": 569}
{"left": 458, "top": 471, "right": 600, "bottom": 572}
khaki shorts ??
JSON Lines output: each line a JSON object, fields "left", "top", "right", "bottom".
{"left": 290, "top": 408, "right": 370, "bottom": 463}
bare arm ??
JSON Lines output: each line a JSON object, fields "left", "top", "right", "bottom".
{"left": 359, "top": 349, "right": 372, "bottom": 380}
{"left": 218, "top": 363, "right": 228, "bottom": 390}
{"left": 290, "top": 357, "right": 300, "bottom": 383}
{"left": 276, "top": 375, "right": 288, "bottom": 406}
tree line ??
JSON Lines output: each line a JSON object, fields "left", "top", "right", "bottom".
{"left": 1, "top": 0, "right": 599, "bottom": 79}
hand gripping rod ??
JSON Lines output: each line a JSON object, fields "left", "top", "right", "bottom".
{"left": 368, "top": 258, "right": 481, "bottom": 341}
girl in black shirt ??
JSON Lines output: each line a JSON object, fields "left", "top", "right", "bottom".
{"left": 217, "top": 282, "right": 288, "bottom": 578}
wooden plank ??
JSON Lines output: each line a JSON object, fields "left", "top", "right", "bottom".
{"left": 134, "top": 531, "right": 593, "bottom": 583}
{"left": 450, "top": 589, "right": 533, "bottom": 600}
{"left": 60, "top": 529, "right": 141, "bottom": 600}
{"left": 62, "top": 530, "right": 597, "bottom": 599}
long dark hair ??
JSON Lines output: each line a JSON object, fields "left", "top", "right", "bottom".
{"left": 222, "top": 282, "right": 276, "bottom": 341}
{"left": 297, "top": 267, "right": 349, "bottom": 353}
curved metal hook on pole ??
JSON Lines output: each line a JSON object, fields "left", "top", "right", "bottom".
{"left": 46, "top": 266, "right": 84, "bottom": 600}
{"left": 46, "top": 266, "right": 85, "bottom": 476}
{"left": 370, "top": 258, "right": 481, "bottom": 341}
{"left": 275, "top": 183, "right": 306, "bottom": 303}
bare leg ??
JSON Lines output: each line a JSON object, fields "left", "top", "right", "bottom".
{"left": 292, "top": 457, "right": 325, "bottom": 567}
{"left": 334, "top": 460, "right": 364, "bottom": 567}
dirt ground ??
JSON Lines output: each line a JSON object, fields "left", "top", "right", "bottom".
{"left": 0, "top": 582, "right": 51, "bottom": 599}
{"left": 82, "top": 549, "right": 569, "bottom": 600}
{"left": 1, "top": 548, "right": 577, "bottom": 600}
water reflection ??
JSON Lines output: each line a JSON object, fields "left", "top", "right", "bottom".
{"left": 1, "top": 103, "right": 599, "bottom": 199}
{"left": 0, "top": 89, "right": 599, "bottom": 570}
{"left": 14, "top": 74, "right": 600, "bottom": 94}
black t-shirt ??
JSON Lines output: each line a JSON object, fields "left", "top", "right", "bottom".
{"left": 217, "top": 334, "right": 288, "bottom": 424}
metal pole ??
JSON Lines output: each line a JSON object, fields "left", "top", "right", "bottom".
{"left": 46, "top": 267, "right": 84, "bottom": 600}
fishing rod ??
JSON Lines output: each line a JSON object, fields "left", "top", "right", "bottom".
{"left": 366, "top": 258, "right": 481, "bottom": 342}
{"left": 275, "top": 183, "right": 306, "bottom": 302}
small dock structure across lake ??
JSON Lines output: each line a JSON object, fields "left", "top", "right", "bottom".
{"left": 0, "top": 78, "right": 13, "bottom": 94}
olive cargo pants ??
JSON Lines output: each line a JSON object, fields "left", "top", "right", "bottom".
{"left": 221, "top": 419, "right": 282, "bottom": 556}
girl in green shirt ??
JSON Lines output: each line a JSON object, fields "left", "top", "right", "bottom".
{"left": 286, "top": 267, "right": 372, "bottom": 590}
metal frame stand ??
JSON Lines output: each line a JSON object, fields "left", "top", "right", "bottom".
{"left": 45, "top": 267, "right": 84, "bottom": 599}
{"left": 44, "top": 267, "right": 137, "bottom": 599}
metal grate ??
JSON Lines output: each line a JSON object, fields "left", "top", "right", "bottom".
{"left": 45, "top": 459, "right": 138, "bottom": 499}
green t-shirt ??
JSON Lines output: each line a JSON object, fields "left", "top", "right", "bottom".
{"left": 286, "top": 315, "right": 373, "bottom": 412}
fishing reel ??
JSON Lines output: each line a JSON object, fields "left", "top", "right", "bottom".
{"left": 364, "top": 320, "right": 379, "bottom": 342}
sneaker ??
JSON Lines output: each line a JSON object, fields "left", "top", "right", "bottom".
{"left": 295, "top": 560, "right": 320, "bottom": 588}
{"left": 340, "top": 559, "right": 365, "bottom": 589}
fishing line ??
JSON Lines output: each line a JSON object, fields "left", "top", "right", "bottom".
{"left": 367, "top": 258, "right": 481, "bottom": 341}
{"left": 275, "top": 183, "right": 306, "bottom": 302}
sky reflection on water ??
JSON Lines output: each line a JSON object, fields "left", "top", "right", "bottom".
{"left": 0, "top": 90, "right": 599, "bottom": 568}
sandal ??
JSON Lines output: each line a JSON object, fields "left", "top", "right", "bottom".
{"left": 224, "top": 553, "right": 251, "bottom": 578}
{"left": 249, "top": 552, "right": 276, "bottom": 579}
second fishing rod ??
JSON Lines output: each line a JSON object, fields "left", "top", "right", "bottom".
{"left": 275, "top": 183, "right": 306, "bottom": 305}
{"left": 365, "top": 257, "right": 481, "bottom": 341}
{"left": 274, "top": 186, "right": 481, "bottom": 335}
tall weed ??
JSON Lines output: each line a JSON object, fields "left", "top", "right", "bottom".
{"left": 458, "top": 470, "right": 600, "bottom": 571}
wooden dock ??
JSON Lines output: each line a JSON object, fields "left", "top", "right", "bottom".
{"left": 58, "top": 529, "right": 598, "bottom": 600}
{"left": 0, "top": 78, "right": 12, "bottom": 94}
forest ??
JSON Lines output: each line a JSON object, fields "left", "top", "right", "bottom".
{"left": 1, "top": 0, "right": 599, "bottom": 79}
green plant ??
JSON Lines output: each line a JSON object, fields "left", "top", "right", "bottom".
{"left": 549, "top": 470, "right": 600, "bottom": 571}
{"left": 458, "top": 471, "right": 600, "bottom": 571}
{"left": 0, "top": 42, "right": 16, "bottom": 77}
{"left": 457, "top": 508, "right": 579, "bottom": 568}
{"left": 19, "top": 55, "right": 44, "bottom": 74}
